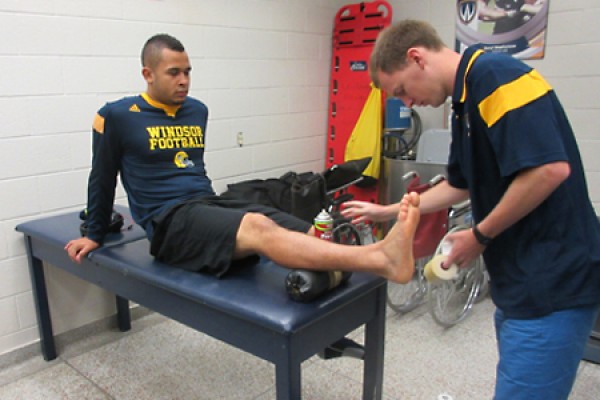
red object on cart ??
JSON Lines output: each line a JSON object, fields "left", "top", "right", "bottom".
{"left": 406, "top": 176, "right": 449, "bottom": 259}
{"left": 326, "top": 1, "right": 392, "bottom": 203}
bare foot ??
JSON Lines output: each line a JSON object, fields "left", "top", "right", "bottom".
{"left": 380, "top": 192, "right": 420, "bottom": 283}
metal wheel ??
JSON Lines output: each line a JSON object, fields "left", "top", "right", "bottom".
{"left": 427, "top": 225, "right": 485, "bottom": 327}
{"left": 474, "top": 268, "right": 490, "bottom": 303}
{"left": 387, "top": 256, "right": 430, "bottom": 313}
{"left": 332, "top": 222, "right": 361, "bottom": 246}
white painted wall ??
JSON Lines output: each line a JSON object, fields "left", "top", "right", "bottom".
{"left": 2, "top": 0, "right": 599, "bottom": 357}
{"left": 0, "top": 0, "right": 348, "bottom": 356}
{"left": 388, "top": 0, "right": 600, "bottom": 211}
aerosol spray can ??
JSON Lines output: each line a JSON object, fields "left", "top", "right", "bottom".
{"left": 314, "top": 209, "right": 333, "bottom": 241}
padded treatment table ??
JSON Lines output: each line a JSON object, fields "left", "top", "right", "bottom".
{"left": 16, "top": 207, "right": 387, "bottom": 400}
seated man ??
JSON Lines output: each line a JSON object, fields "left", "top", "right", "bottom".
{"left": 65, "top": 34, "right": 419, "bottom": 284}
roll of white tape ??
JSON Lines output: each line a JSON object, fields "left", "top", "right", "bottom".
{"left": 424, "top": 254, "right": 458, "bottom": 282}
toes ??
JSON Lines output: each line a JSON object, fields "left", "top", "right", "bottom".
{"left": 409, "top": 191, "right": 420, "bottom": 207}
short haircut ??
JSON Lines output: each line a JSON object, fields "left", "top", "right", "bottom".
{"left": 369, "top": 20, "right": 445, "bottom": 86}
{"left": 141, "top": 34, "right": 185, "bottom": 68}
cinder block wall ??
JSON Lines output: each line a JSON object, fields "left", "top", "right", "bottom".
{"left": 2, "top": 0, "right": 599, "bottom": 357}
{"left": 0, "top": 0, "right": 348, "bottom": 356}
{"left": 390, "top": 0, "right": 600, "bottom": 211}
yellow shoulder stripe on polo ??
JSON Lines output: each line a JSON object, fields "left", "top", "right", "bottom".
{"left": 93, "top": 113, "right": 105, "bottom": 134}
{"left": 460, "top": 49, "right": 485, "bottom": 103}
{"left": 479, "top": 69, "right": 552, "bottom": 128}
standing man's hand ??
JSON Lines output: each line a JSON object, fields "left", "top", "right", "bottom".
{"left": 65, "top": 238, "right": 100, "bottom": 264}
{"left": 442, "top": 228, "right": 485, "bottom": 269}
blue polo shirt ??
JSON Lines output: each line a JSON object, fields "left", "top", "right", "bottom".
{"left": 448, "top": 45, "right": 600, "bottom": 318}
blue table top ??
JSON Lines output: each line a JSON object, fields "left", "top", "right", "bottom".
{"left": 15, "top": 204, "right": 147, "bottom": 248}
{"left": 16, "top": 206, "right": 386, "bottom": 333}
{"left": 92, "top": 239, "right": 385, "bottom": 333}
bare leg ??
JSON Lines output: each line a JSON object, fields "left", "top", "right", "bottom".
{"left": 235, "top": 192, "right": 420, "bottom": 283}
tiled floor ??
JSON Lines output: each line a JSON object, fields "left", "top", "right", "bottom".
{"left": 1, "top": 292, "right": 599, "bottom": 399}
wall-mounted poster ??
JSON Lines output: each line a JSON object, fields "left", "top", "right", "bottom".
{"left": 455, "top": 0, "right": 550, "bottom": 59}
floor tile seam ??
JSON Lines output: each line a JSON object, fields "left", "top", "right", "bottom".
{"left": 62, "top": 357, "right": 117, "bottom": 400}
{"left": 250, "top": 384, "right": 276, "bottom": 400}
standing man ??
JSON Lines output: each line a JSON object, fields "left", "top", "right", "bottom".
{"left": 343, "top": 20, "right": 600, "bottom": 399}
{"left": 65, "top": 33, "right": 420, "bottom": 285}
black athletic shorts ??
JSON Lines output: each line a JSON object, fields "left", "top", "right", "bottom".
{"left": 150, "top": 195, "right": 311, "bottom": 277}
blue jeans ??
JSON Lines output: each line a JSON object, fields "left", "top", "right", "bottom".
{"left": 494, "top": 304, "right": 600, "bottom": 400}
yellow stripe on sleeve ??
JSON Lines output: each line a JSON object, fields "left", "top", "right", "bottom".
{"left": 479, "top": 70, "right": 552, "bottom": 128}
{"left": 93, "top": 113, "right": 105, "bottom": 134}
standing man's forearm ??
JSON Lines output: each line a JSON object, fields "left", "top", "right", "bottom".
{"left": 418, "top": 180, "right": 469, "bottom": 214}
